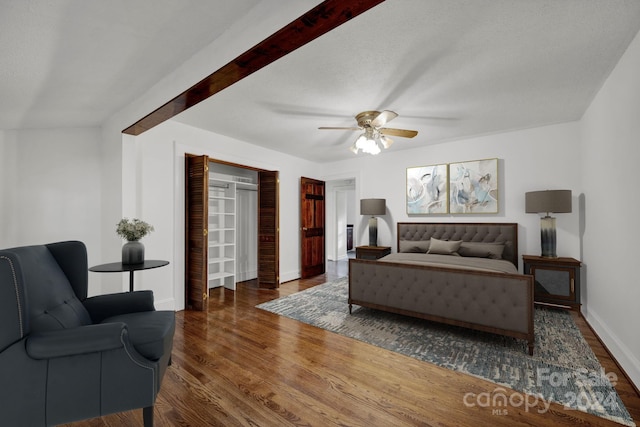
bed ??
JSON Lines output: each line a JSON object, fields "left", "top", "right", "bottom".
{"left": 348, "top": 222, "right": 535, "bottom": 354}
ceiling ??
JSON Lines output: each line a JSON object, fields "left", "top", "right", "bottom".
{"left": 3, "top": 1, "right": 640, "bottom": 163}
{"left": 0, "top": 0, "right": 261, "bottom": 129}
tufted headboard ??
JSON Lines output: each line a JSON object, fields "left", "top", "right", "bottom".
{"left": 397, "top": 222, "right": 519, "bottom": 267}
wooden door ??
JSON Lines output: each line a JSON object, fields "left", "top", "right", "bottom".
{"left": 300, "top": 177, "right": 325, "bottom": 278}
{"left": 185, "top": 154, "right": 208, "bottom": 310}
{"left": 258, "top": 171, "right": 279, "bottom": 288}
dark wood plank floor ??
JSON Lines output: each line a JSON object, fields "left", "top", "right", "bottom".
{"left": 65, "top": 260, "right": 640, "bottom": 427}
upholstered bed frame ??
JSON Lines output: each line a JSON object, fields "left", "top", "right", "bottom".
{"left": 348, "top": 222, "right": 535, "bottom": 354}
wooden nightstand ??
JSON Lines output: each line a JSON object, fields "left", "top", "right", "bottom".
{"left": 523, "top": 255, "right": 581, "bottom": 309}
{"left": 355, "top": 246, "right": 391, "bottom": 260}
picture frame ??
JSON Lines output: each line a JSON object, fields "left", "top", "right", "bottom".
{"left": 406, "top": 164, "right": 448, "bottom": 214}
{"left": 448, "top": 158, "right": 498, "bottom": 214}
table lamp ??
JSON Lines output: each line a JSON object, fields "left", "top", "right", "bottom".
{"left": 360, "top": 198, "right": 386, "bottom": 246}
{"left": 525, "top": 190, "right": 572, "bottom": 258}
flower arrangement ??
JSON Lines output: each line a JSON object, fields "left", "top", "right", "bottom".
{"left": 116, "top": 218, "right": 154, "bottom": 241}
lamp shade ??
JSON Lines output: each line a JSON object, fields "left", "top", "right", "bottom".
{"left": 525, "top": 190, "right": 572, "bottom": 214}
{"left": 360, "top": 198, "right": 386, "bottom": 216}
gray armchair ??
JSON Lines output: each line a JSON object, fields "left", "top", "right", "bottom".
{"left": 0, "top": 241, "right": 175, "bottom": 426}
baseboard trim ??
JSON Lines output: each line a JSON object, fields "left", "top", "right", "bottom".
{"left": 280, "top": 269, "right": 300, "bottom": 284}
{"left": 583, "top": 309, "right": 640, "bottom": 395}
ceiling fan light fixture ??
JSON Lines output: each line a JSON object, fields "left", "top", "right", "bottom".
{"left": 334, "top": 110, "right": 416, "bottom": 155}
{"left": 351, "top": 131, "right": 384, "bottom": 155}
{"left": 363, "top": 137, "right": 381, "bottom": 155}
{"left": 366, "top": 141, "right": 381, "bottom": 155}
{"left": 373, "top": 130, "right": 393, "bottom": 149}
{"left": 354, "top": 133, "right": 368, "bottom": 149}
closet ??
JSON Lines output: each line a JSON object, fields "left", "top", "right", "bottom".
{"left": 207, "top": 176, "right": 237, "bottom": 290}
{"left": 186, "top": 154, "right": 279, "bottom": 311}
{"left": 209, "top": 166, "right": 259, "bottom": 290}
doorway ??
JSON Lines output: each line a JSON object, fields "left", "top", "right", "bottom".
{"left": 326, "top": 178, "right": 357, "bottom": 261}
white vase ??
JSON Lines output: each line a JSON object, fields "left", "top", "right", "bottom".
{"left": 122, "top": 240, "right": 145, "bottom": 264}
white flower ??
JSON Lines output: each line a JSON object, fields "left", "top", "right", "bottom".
{"left": 116, "top": 218, "right": 154, "bottom": 241}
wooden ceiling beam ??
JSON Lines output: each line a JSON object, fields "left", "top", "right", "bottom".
{"left": 122, "top": 0, "right": 386, "bottom": 136}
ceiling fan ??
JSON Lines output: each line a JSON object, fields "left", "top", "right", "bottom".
{"left": 319, "top": 110, "right": 418, "bottom": 155}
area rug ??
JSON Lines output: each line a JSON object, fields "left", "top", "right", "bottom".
{"left": 257, "top": 277, "right": 635, "bottom": 426}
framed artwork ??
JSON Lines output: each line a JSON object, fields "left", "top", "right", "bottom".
{"left": 406, "top": 164, "right": 448, "bottom": 214}
{"left": 448, "top": 158, "right": 498, "bottom": 214}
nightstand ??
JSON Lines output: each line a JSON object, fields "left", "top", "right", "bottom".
{"left": 355, "top": 246, "right": 391, "bottom": 260}
{"left": 523, "top": 255, "right": 581, "bottom": 309}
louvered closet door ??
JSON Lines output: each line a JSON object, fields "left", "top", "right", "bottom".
{"left": 185, "top": 154, "right": 208, "bottom": 310}
{"left": 258, "top": 170, "right": 279, "bottom": 288}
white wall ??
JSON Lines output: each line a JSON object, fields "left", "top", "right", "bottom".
{"left": 94, "top": 0, "right": 320, "bottom": 295}
{"left": 581, "top": 28, "right": 640, "bottom": 388}
{"left": 0, "top": 130, "right": 9, "bottom": 243}
{"left": 0, "top": 127, "right": 104, "bottom": 295}
{"left": 321, "top": 121, "right": 583, "bottom": 269}
{"left": 236, "top": 186, "right": 258, "bottom": 282}
{"left": 133, "top": 120, "right": 319, "bottom": 310}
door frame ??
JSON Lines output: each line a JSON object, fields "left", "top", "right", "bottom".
{"left": 208, "top": 159, "right": 279, "bottom": 290}
{"left": 184, "top": 154, "right": 280, "bottom": 310}
{"left": 325, "top": 178, "right": 356, "bottom": 261}
{"left": 323, "top": 172, "right": 360, "bottom": 261}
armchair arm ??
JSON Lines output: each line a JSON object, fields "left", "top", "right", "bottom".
{"left": 84, "top": 290, "right": 155, "bottom": 323}
{"left": 26, "top": 323, "right": 126, "bottom": 359}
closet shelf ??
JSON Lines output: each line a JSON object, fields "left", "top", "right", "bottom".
{"left": 208, "top": 175, "right": 237, "bottom": 291}
{"left": 209, "top": 242, "right": 235, "bottom": 248}
{"left": 209, "top": 257, "right": 234, "bottom": 264}
{"left": 208, "top": 271, "right": 234, "bottom": 280}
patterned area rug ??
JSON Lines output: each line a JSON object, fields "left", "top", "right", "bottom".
{"left": 257, "top": 277, "right": 634, "bottom": 426}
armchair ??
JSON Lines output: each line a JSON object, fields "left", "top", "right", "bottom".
{"left": 0, "top": 241, "right": 175, "bottom": 426}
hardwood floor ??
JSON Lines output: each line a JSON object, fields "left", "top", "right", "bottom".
{"left": 65, "top": 260, "right": 640, "bottom": 427}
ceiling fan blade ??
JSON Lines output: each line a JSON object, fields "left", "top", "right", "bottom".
{"left": 380, "top": 127, "right": 418, "bottom": 138}
{"left": 318, "top": 126, "right": 361, "bottom": 131}
{"left": 370, "top": 110, "right": 398, "bottom": 128}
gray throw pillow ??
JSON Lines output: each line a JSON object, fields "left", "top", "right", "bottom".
{"left": 399, "top": 240, "right": 430, "bottom": 253}
{"left": 458, "top": 242, "right": 505, "bottom": 259}
{"left": 427, "top": 238, "right": 462, "bottom": 255}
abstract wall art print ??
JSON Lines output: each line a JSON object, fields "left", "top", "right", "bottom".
{"left": 448, "top": 158, "right": 498, "bottom": 214}
{"left": 406, "top": 164, "right": 448, "bottom": 214}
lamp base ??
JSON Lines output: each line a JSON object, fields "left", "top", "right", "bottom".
{"left": 540, "top": 216, "right": 557, "bottom": 258}
{"left": 369, "top": 216, "right": 378, "bottom": 247}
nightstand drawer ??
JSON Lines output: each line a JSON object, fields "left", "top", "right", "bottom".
{"left": 523, "top": 255, "right": 581, "bottom": 309}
